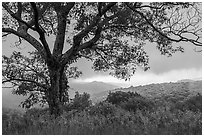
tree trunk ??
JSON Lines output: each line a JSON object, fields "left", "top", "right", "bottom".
{"left": 47, "top": 66, "right": 64, "bottom": 117}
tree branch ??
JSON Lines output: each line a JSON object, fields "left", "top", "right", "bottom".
{"left": 2, "top": 78, "right": 48, "bottom": 89}
{"left": 61, "top": 2, "right": 116, "bottom": 65}
{"left": 15, "top": 61, "right": 50, "bottom": 85}
{"left": 30, "top": 2, "right": 52, "bottom": 58}
{"left": 53, "top": 3, "right": 75, "bottom": 58}
{"left": 2, "top": 2, "right": 36, "bottom": 30}
{"left": 2, "top": 27, "right": 46, "bottom": 58}
{"left": 126, "top": 3, "right": 202, "bottom": 47}
{"left": 62, "top": 26, "right": 102, "bottom": 65}
{"left": 73, "top": 3, "right": 117, "bottom": 48}
{"left": 94, "top": 49, "right": 111, "bottom": 67}
{"left": 78, "top": 26, "right": 102, "bottom": 51}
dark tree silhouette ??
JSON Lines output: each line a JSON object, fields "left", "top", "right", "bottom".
{"left": 2, "top": 51, "right": 82, "bottom": 109}
{"left": 2, "top": 2, "right": 202, "bottom": 117}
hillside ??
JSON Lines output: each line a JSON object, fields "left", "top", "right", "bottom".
{"left": 2, "top": 79, "right": 201, "bottom": 109}
{"left": 69, "top": 81, "right": 120, "bottom": 97}
{"left": 92, "top": 80, "right": 202, "bottom": 103}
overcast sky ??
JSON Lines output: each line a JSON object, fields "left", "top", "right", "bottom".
{"left": 2, "top": 34, "right": 202, "bottom": 87}
{"left": 72, "top": 41, "right": 202, "bottom": 87}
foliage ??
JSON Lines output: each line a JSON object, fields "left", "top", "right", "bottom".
{"left": 88, "top": 102, "right": 118, "bottom": 117}
{"left": 106, "top": 91, "right": 154, "bottom": 112}
{"left": 2, "top": 102, "right": 202, "bottom": 135}
{"left": 2, "top": 90, "right": 201, "bottom": 135}
{"left": 64, "top": 92, "right": 92, "bottom": 112}
{"left": 120, "top": 96, "right": 154, "bottom": 112}
{"left": 2, "top": 51, "right": 82, "bottom": 108}
{"left": 174, "top": 93, "right": 202, "bottom": 112}
{"left": 106, "top": 91, "right": 142, "bottom": 105}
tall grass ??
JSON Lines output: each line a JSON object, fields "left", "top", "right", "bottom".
{"left": 2, "top": 105, "right": 201, "bottom": 135}
{"left": 2, "top": 92, "right": 202, "bottom": 135}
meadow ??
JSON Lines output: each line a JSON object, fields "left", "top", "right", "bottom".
{"left": 2, "top": 90, "right": 202, "bottom": 135}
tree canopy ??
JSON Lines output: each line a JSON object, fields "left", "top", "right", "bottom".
{"left": 3, "top": 2, "right": 201, "bottom": 77}
{"left": 2, "top": 51, "right": 82, "bottom": 108}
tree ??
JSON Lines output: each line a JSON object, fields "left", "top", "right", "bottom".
{"left": 2, "top": 2, "right": 202, "bottom": 117}
{"left": 2, "top": 51, "right": 82, "bottom": 109}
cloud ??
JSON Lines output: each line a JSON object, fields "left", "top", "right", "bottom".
{"left": 128, "top": 68, "right": 202, "bottom": 86}
{"left": 144, "top": 42, "right": 202, "bottom": 74}
{"left": 72, "top": 67, "right": 202, "bottom": 87}
{"left": 73, "top": 75, "right": 125, "bottom": 84}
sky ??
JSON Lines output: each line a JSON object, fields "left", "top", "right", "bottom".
{"left": 72, "top": 41, "right": 202, "bottom": 87}
{"left": 2, "top": 34, "right": 202, "bottom": 87}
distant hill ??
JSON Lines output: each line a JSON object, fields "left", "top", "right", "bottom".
{"left": 2, "top": 79, "right": 201, "bottom": 109}
{"left": 177, "top": 79, "right": 195, "bottom": 83}
{"left": 92, "top": 80, "right": 202, "bottom": 103}
{"left": 69, "top": 81, "right": 120, "bottom": 98}
{"left": 177, "top": 77, "right": 202, "bottom": 83}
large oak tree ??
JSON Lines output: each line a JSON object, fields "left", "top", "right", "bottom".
{"left": 2, "top": 2, "right": 202, "bottom": 116}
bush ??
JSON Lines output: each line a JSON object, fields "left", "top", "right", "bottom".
{"left": 106, "top": 91, "right": 142, "bottom": 105}
{"left": 185, "top": 93, "right": 202, "bottom": 112}
{"left": 174, "top": 93, "right": 202, "bottom": 112}
{"left": 64, "top": 92, "right": 92, "bottom": 112}
{"left": 105, "top": 91, "right": 154, "bottom": 112}
{"left": 88, "top": 102, "right": 118, "bottom": 117}
{"left": 120, "top": 97, "right": 154, "bottom": 112}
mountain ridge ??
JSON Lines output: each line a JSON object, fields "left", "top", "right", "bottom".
{"left": 91, "top": 80, "right": 202, "bottom": 103}
{"left": 2, "top": 78, "right": 202, "bottom": 110}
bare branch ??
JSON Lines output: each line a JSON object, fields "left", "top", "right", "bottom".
{"left": 30, "top": 2, "right": 52, "bottom": 58}
{"left": 126, "top": 3, "right": 202, "bottom": 47}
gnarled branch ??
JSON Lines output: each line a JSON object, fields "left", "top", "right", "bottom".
{"left": 30, "top": 2, "right": 52, "bottom": 58}
{"left": 2, "top": 27, "right": 46, "bottom": 58}
{"left": 126, "top": 3, "right": 202, "bottom": 47}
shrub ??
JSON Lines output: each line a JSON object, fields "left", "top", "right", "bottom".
{"left": 105, "top": 91, "right": 154, "bottom": 112}
{"left": 174, "top": 93, "right": 202, "bottom": 112}
{"left": 120, "top": 97, "right": 154, "bottom": 112}
{"left": 88, "top": 102, "right": 118, "bottom": 117}
{"left": 106, "top": 91, "right": 142, "bottom": 105}
{"left": 185, "top": 93, "right": 202, "bottom": 112}
{"left": 64, "top": 92, "right": 92, "bottom": 112}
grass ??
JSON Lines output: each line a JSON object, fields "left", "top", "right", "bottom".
{"left": 2, "top": 93, "right": 202, "bottom": 135}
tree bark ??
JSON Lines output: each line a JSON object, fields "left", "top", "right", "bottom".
{"left": 46, "top": 63, "right": 65, "bottom": 117}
